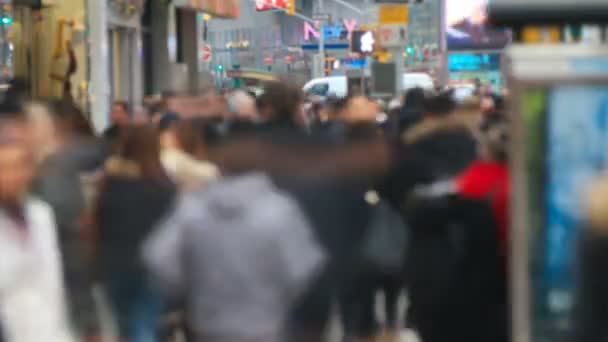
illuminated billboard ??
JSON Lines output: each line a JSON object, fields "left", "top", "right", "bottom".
{"left": 447, "top": 0, "right": 510, "bottom": 50}
{"left": 255, "top": 0, "right": 287, "bottom": 11}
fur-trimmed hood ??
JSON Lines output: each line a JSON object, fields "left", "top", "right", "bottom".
{"left": 104, "top": 156, "right": 141, "bottom": 178}
{"left": 402, "top": 113, "right": 478, "bottom": 145}
{"left": 400, "top": 113, "right": 479, "bottom": 181}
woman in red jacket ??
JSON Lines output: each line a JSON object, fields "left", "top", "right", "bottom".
{"left": 456, "top": 120, "right": 510, "bottom": 255}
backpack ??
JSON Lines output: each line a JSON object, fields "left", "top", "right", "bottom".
{"left": 361, "top": 198, "right": 409, "bottom": 274}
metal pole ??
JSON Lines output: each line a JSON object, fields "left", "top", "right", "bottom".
{"left": 318, "top": 0, "right": 325, "bottom": 77}
{"left": 393, "top": 46, "right": 404, "bottom": 96}
{"left": 438, "top": 0, "right": 448, "bottom": 87}
{"left": 393, "top": 3, "right": 405, "bottom": 96}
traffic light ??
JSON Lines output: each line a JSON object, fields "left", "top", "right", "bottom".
{"left": 286, "top": 0, "right": 296, "bottom": 16}
{"left": 1, "top": 16, "right": 12, "bottom": 25}
{"left": 405, "top": 44, "right": 415, "bottom": 55}
{"left": 215, "top": 64, "right": 224, "bottom": 72}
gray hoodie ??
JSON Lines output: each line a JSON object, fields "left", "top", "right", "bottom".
{"left": 143, "top": 174, "right": 325, "bottom": 342}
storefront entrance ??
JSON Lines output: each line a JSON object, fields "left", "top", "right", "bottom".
{"left": 108, "top": 26, "right": 138, "bottom": 105}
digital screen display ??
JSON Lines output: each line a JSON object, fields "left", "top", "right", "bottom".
{"left": 447, "top": 0, "right": 511, "bottom": 50}
{"left": 520, "top": 85, "right": 608, "bottom": 340}
{"left": 448, "top": 52, "right": 500, "bottom": 71}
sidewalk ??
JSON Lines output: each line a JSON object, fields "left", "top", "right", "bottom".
{"left": 93, "top": 285, "right": 421, "bottom": 342}
{"left": 326, "top": 292, "right": 421, "bottom": 342}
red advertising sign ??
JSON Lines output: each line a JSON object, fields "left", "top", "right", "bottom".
{"left": 255, "top": 0, "right": 287, "bottom": 11}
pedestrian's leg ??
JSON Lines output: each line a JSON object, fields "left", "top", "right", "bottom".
{"left": 383, "top": 276, "right": 402, "bottom": 331}
{"left": 357, "top": 282, "right": 378, "bottom": 342}
{"left": 380, "top": 276, "right": 402, "bottom": 342}
{"left": 339, "top": 276, "right": 378, "bottom": 342}
{"left": 127, "top": 284, "right": 165, "bottom": 342}
{"left": 104, "top": 280, "right": 134, "bottom": 340}
{"left": 286, "top": 266, "right": 334, "bottom": 342}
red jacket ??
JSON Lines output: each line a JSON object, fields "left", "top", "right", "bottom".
{"left": 456, "top": 161, "right": 510, "bottom": 255}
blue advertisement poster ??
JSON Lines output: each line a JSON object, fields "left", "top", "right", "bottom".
{"left": 545, "top": 85, "right": 608, "bottom": 318}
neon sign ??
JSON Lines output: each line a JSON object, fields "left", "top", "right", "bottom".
{"left": 304, "top": 19, "right": 358, "bottom": 41}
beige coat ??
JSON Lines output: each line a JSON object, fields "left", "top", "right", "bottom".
{"left": 161, "top": 148, "right": 220, "bottom": 191}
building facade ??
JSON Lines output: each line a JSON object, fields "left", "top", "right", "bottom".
{"left": 205, "top": 0, "right": 443, "bottom": 82}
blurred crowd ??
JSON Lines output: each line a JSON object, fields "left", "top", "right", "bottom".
{"left": 0, "top": 78, "right": 512, "bottom": 342}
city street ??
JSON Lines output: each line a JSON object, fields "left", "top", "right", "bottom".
{"left": 1, "top": 0, "right": 607, "bottom": 342}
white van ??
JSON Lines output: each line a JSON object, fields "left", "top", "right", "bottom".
{"left": 303, "top": 73, "right": 434, "bottom": 98}
{"left": 302, "top": 76, "right": 348, "bottom": 98}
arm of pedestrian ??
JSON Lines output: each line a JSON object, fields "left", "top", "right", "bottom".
{"left": 211, "top": 137, "right": 391, "bottom": 180}
{"left": 413, "top": 180, "right": 457, "bottom": 198}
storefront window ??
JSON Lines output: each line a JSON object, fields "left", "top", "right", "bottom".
{"left": 0, "top": 3, "right": 12, "bottom": 84}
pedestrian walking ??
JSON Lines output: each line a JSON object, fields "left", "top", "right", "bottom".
{"left": 95, "top": 125, "right": 176, "bottom": 342}
{"left": 159, "top": 115, "right": 220, "bottom": 192}
{"left": 143, "top": 173, "right": 326, "bottom": 342}
{"left": 0, "top": 107, "right": 75, "bottom": 342}
{"left": 28, "top": 100, "right": 104, "bottom": 342}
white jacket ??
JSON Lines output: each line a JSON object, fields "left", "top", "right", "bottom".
{"left": 0, "top": 198, "right": 75, "bottom": 342}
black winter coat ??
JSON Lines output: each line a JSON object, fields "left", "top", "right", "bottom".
{"left": 570, "top": 230, "right": 608, "bottom": 342}
{"left": 96, "top": 158, "right": 176, "bottom": 284}
{"left": 404, "top": 193, "right": 508, "bottom": 342}
{"left": 380, "top": 115, "right": 477, "bottom": 210}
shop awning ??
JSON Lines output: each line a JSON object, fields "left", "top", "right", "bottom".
{"left": 173, "top": 0, "right": 240, "bottom": 19}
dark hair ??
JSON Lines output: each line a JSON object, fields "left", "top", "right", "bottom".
{"left": 403, "top": 87, "right": 426, "bottom": 110}
{"left": 492, "top": 94, "right": 505, "bottom": 112}
{"left": 424, "top": 89, "right": 456, "bottom": 116}
{"left": 0, "top": 78, "right": 29, "bottom": 118}
{"left": 257, "top": 82, "right": 303, "bottom": 123}
{"left": 119, "top": 125, "right": 167, "bottom": 181}
{"left": 175, "top": 119, "right": 208, "bottom": 159}
{"left": 482, "top": 121, "right": 510, "bottom": 162}
{"left": 189, "top": 117, "right": 222, "bottom": 147}
{"left": 148, "top": 102, "right": 166, "bottom": 118}
{"left": 50, "top": 100, "right": 94, "bottom": 137}
{"left": 0, "top": 102, "right": 24, "bottom": 122}
{"left": 325, "top": 96, "right": 350, "bottom": 119}
{"left": 5, "top": 78, "right": 31, "bottom": 104}
{"left": 158, "top": 112, "right": 181, "bottom": 132}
